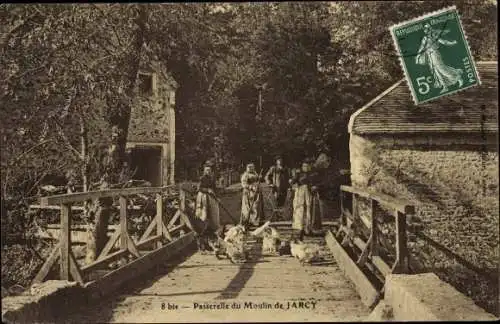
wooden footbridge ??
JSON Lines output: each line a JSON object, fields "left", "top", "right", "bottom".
{"left": 29, "top": 183, "right": 415, "bottom": 322}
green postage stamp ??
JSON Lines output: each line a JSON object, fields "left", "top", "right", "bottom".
{"left": 390, "top": 6, "right": 480, "bottom": 104}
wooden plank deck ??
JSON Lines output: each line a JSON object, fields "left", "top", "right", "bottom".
{"left": 66, "top": 226, "right": 370, "bottom": 323}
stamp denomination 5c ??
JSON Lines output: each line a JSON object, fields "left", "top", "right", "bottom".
{"left": 389, "top": 6, "right": 480, "bottom": 104}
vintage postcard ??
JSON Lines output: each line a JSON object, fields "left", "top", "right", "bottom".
{"left": 389, "top": 6, "right": 481, "bottom": 104}
{"left": 1, "top": 2, "right": 498, "bottom": 323}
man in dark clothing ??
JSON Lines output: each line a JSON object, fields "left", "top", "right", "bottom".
{"left": 265, "top": 156, "right": 290, "bottom": 208}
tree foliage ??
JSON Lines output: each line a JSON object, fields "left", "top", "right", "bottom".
{"left": 165, "top": 1, "right": 497, "bottom": 174}
{"left": 2, "top": 2, "right": 496, "bottom": 189}
{"left": 1, "top": 4, "right": 148, "bottom": 196}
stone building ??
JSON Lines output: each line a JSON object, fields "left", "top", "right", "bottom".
{"left": 347, "top": 61, "right": 498, "bottom": 309}
{"left": 126, "top": 62, "right": 177, "bottom": 186}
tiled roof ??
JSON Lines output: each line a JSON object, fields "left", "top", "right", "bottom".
{"left": 349, "top": 61, "right": 498, "bottom": 134}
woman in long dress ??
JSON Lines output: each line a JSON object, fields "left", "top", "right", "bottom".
{"left": 291, "top": 159, "right": 322, "bottom": 241}
{"left": 195, "top": 164, "right": 220, "bottom": 252}
{"left": 415, "top": 23, "right": 463, "bottom": 94}
{"left": 240, "top": 163, "right": 264, "bottom": 229}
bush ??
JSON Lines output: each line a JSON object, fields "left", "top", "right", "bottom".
{"left": 1, "top": 243, "right": 51, "bottom": 291}
{"left": 1, "top": 197, "right": 58, "bottom": 293}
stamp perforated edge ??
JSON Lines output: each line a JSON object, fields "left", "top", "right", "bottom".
{"left": 389, "top": 5, "right": 482, "bottom": 105}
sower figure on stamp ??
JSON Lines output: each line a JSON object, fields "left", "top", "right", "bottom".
{"left": 415, "top": 23, "right": 463, "bottom": 94}
{"left": 194, "top": 162, "right": 220, "bottom": 253}
{"left": 240, "top": 163, "right": 264, "bottom": 230}
{"left": 265, "top": 156, "right": 290, "bottom": 216}
{"left": 290, "top": 158, "right": 322, "bottom": 241}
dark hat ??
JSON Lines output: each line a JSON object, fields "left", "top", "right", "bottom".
{"left": 303, "top": 157, "right": 315, "bottom": 164}
{"left": 275, "top": 155, "right": 283, "bottom": 160}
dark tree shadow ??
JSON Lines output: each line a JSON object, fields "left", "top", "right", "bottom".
{"left": 63, "top": 242, "right": 198, "bottom": 323}
{"left": 214, "top": 240, "right": 264, "bottom": 300}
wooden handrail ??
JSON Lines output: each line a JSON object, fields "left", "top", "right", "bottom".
{"left": 30, "top": 204, "right": 161, "bottom": 211}
{"left": 340, "top": 185, "right": 415, "bottom": 214}
{"left": 40, "top": 185, "right": 177, "bottom": 206}
{"left": 33, "top": 185, "right": 192, "bottom": 286}
{"left": 339, "top": 185, "right": 414, "bottom": 276}
{"left": 30, "top": 204, "right": 86, "bottom": 211}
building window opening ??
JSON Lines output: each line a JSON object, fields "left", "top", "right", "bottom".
{"left": 138, "top": 72, "right": 154, "bottom": 96}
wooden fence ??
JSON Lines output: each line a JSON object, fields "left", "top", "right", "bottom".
{"left": 218, "top": 169, "right": 240, "bottom": 188}
{"left": 32, "top": 185, "right": 196, "bottom": 297}
{"left": 326, "top": 185, "right": 415, "bottom": 308}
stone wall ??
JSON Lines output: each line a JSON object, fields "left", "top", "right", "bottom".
{"left": 127, "top": 71, "right": 176, "bottom": 144}
{"left": 378, "top": 273, "right": 497, "bottom": 321}
{"left": 349, "top": 133, "right": 499, "bottom": 314}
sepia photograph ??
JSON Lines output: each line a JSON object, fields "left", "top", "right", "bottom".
{"left": 1, "top": 1, "right": 498, "bottom": 322}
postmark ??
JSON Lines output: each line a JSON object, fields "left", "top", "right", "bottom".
{"left": 389, "top": 6, "right": 481, "bottom": 104}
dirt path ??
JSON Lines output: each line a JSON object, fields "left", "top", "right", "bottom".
{"left": 67, "top": 226, "right": 369, "bottom": 323}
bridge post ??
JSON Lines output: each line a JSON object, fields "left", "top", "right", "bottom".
{"left": 339, "top": 190, "right": 343, "bottom": 222}
{"left": 338, "top": 190, "right": 346, "bottom": 235}
{"left": 60, "top": 203, "right": 71, "bottom": 280}
{"left": 351, "top": 193, "right": 356, "bottom": 221}
{"left": 370, "top": 200, "right": 378, "bottom": 257}
{"left": 156, "top": 193, "right": 163, "bottom": 248}
{"left": 395, "top": 211, "right": 409, "bottom": 273}
{"left": 179, "top": 189, "right": 186, "bottom": 212}
{"left": 119, "top": 196, "right": 128, "bottom": 263}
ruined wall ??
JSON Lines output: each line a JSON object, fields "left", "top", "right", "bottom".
{"left": 349, "top": 133, "right": 499, "bottom": 314}
{"left": 127, "top": 67, "right": 177, "bottom": 185}
{"left": 128, "top": 72, "right": 176, "bottom": 144}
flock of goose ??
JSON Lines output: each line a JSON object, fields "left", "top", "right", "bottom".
{"left": 205, "top": 221, "right": 323, "bottom": 265}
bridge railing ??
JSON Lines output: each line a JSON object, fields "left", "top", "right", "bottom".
{"left": 32, "top": 185, "right": 196, "bottom": 286}
{"left": 337, "top": 185, "right": 415, "bottom": 280}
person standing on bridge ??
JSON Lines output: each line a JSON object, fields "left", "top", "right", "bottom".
{"left": 290, "top": 158, "right": 322, "bottom": 241}
{"left": 265, "top": 156, "right": 290, "bottom": 208}
{"left": 195, "top": 163, "right": 220, "bottom": 252}
{"left": 240, "top": 163, "right": 264, "bottom": 229}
